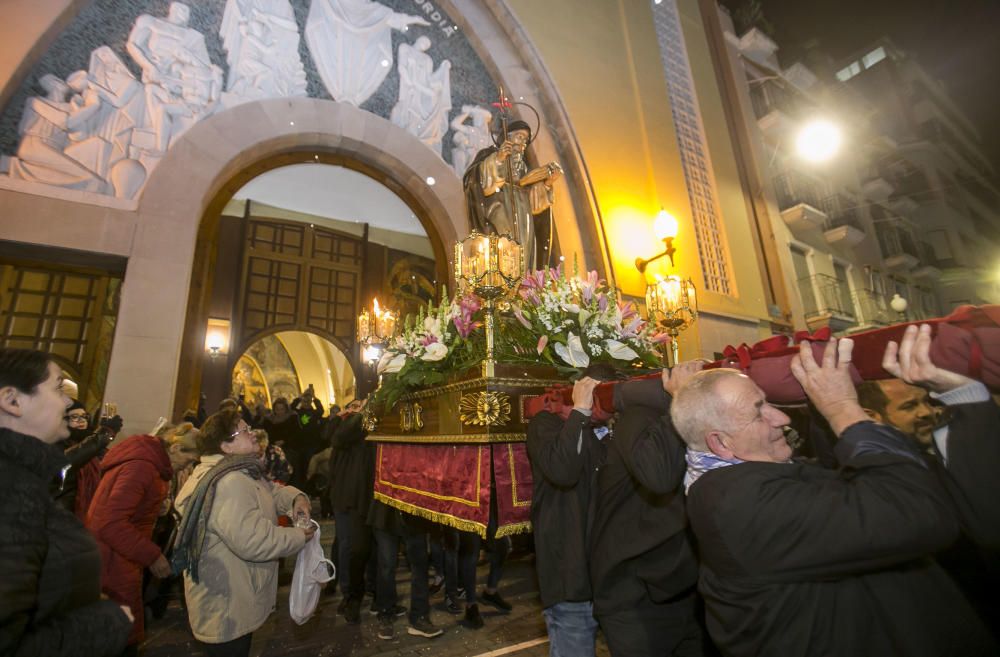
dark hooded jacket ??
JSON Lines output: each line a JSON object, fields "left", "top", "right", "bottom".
{"left": 86, "top": 434, "right": 172, "bottom": 645}
{"left": 0, "top": 428, "right": 132, "bottom": 657}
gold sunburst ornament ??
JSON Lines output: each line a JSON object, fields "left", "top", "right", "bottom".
{"left": 459, "top": 392, "right": 512, "bottom": 427}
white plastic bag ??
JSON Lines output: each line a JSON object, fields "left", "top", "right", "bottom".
{"left": 289, "top": 520, "right": 335, "bottom": 625}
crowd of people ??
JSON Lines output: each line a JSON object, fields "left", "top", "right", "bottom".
{"left": 0, "top": 321, "right": 997, "bottom": 656}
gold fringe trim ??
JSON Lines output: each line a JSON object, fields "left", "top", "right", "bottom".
{"left": 373, "top": 492, "right": 488, "bottom": 538}
{"left": 494, "top": 521, "right": 533, "bottom": 538}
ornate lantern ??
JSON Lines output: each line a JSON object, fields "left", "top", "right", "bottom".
{"left": 646, "top": 274, "right": 698, "bottom": 366}
{"left": 454, "top": 231, "right": 524, "bottom": 376}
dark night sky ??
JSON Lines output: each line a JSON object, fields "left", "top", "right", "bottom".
{"left": 725, "top": 0, "right": 1000, "bottom": 178}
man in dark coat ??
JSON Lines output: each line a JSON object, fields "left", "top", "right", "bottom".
{"left": 527, "top": 369, "right": 612, "bottom": 656}
{"left": 877, "top": 323, "right": 1000, "bottom": 638}
{"left": 589, "top": 365, "right": 706, "bottom": 656}
{"left": 329, "top": 403, "right": 374, "bottom": 620}
{"left": 673, "top": 338, "right": 996, "bottom": 657}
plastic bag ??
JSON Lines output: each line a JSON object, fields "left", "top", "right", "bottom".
{"left": 289, "top": 520, "right": 335, "bottom": 625}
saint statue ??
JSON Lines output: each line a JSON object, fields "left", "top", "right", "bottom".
{"left": 464, "top": 119, "right": 563, "bottom": 271}
{"left": 126, "top": 2, "right": 223, "bottom": 152}
{"left": 220, "top": 0, "right": 307, "bottom": 105}
{"left": 450, "top": 105, "right": 492, "bottom": 177}
{"left": 389, "top": 36, "right": 451, "bottom": 155}
{"left": 305, "top": 0, "right": 429, "bottom": 106}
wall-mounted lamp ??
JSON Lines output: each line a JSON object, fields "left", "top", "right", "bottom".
{"left": 635, "top": 210, "right": 680, "bottom": 273}
{"left": 205, "top": 318, "right": 231, "bottom": 361}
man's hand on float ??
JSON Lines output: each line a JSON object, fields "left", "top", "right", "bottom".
{"left": 663, "top": 360, "right": 705, "bottom": 397}
{"left": 572, "top": 377, "right": 600, "bottom": 412}
{"left": 882, "top": 324, "right": 974, "bottom": 394}
{"left": 791, "top": 339, "right": 868, "bottom": 436}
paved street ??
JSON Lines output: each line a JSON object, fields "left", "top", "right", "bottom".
{"left": 142, "top": 519, "right": 611, "bottom": 657}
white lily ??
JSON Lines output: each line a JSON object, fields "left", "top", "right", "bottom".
{"left": 554, "top": 332, "right": 590, "bottom": 367}
{"left": 378, "top": 352, "right": 407, "bottom": 374}
{"left": 605, "top": 339, "right": 639, "bottom": 361}
{"left": 420, "top": 342, "right": 448, "bottom": 361}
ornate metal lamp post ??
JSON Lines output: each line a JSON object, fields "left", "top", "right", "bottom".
{"left": 646, "top": 274, "right": 698, "bottom": 366}
{"left": 454, "top": 231, "right": 524, "bottom": 377}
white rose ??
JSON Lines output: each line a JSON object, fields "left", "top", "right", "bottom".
{"left": 420, "top": 341, "right": 448, "bottom": 361}
{"left": 605, "top": 339, "right": 639, "bottom": 361}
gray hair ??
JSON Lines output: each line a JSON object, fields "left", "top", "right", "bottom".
{"left": 669, "top": 368, "right": 746, "bottom": 451}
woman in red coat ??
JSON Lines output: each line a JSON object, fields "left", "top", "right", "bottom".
{"left": 86, "top": 423, "right": 199, "bottom": 650}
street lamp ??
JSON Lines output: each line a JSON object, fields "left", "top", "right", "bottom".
{"left": 795, "top": 119, "right": 842, "bottom": 163}
{"left": 890, "top": 293, "right": 908, "bottom": 321}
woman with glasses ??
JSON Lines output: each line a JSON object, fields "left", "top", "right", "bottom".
{"left": 85, "top": 422, "right": 201, "bottom": 654}
{"left": 0, "top": 347, "right": 133, "bottom": 657}
{"left": 173, "top": 408, "right": 314, "bottom": 657}
{"left": 54, "top": 402, "right": 111, "bottom": 519}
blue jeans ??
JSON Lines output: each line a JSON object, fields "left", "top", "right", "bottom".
{"left": 543, "top": 601, "right": 599, "bottom": 657}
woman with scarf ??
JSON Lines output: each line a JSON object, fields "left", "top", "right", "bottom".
{"left": 0, "top": 347, "right": 133, "bottom": 656}
{"left": 173, "top": 408, "right": 314, "bottom": 657}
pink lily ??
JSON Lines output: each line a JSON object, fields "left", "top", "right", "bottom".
{"left": 621, "top": 315, "right": 644, "bottom": 337}
{"left": 513, "top": 306, "right": 532, "bottom": 329}
{"left": 651, "top": 332, "right": 672, "bottom": 344}
{"left": 536, "top": 335, "right": 549, "bottom": 354}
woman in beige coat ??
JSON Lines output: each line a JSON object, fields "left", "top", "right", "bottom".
{"left": 174, "top": 408, "right": 314, "bottom": 657}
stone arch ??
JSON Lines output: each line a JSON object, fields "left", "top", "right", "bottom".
{"left": 103, "top": 97, "right": 465, "bottom": 431}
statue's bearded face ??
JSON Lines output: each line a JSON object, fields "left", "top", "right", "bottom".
{"left": 508, "top": 130, "right": 529, "bottom": 147}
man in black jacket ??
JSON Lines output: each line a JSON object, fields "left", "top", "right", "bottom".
{"left": 672, "top": 338, "right": 996, "bottom": 656}
{"left": 527, "top": 370, "right": 608, "bottom": 656}
{"left": 589, "top": 365, "right": 706, "bottom": 657}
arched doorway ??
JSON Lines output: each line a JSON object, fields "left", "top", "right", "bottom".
{"left": 231, "top": 330, "right": 355, "bottom": 415}
{"left": 195, "top": 157, "right": 442, "bottom": 416}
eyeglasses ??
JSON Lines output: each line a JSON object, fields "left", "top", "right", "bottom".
{"left": 230, "top": 424, "right": 251, "bottom": 439}
{"left": 67, "top": 413, "right": 89, "bottom": 423}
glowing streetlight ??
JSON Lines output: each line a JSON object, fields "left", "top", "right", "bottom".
{"left": 795, "top": 119, "right": 842, "bottom": 163}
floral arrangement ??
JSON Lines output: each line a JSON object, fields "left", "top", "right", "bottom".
{"left": 370, "top": 268, "right": 667, "bottom": 411}
{"left": 507, "top": 265, "right": 667, "bottom": 372}
{"left": 373, "top": 290, "right": 484, "bottom": 410}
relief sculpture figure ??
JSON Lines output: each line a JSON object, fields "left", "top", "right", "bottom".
{"left": 306, "top": 0, "right": 428, "bottom": 106}
{"left": 220, "top": 0, "right": 307, "bottom": 105}
{"left": 390, "top": 36, "right": 451, "bottom": 155}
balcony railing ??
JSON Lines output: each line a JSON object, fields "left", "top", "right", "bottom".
{"left": 852, "top": 288, "right": 892, "bottom": 327}
{"left": 875, "top": 219, "right": 919, "bottom": 263}
{"left": 773, "top": 171, "right": 832, "bottom": 213}
{"left": 798, "top": 273, "right": 856, "bottom": 320}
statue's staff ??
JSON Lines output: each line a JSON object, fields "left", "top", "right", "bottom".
{"left": 491, "top": 85, "right": 519, "bottom": 242}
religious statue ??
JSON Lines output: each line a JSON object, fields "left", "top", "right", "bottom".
{"left": 305, "top": 0, "right": 429, "bottom": 106}
{"left": 6, "top": 74, "right": 108, "bottom": 193}
{"left": 464, "top": 118, "right": 563, "bottom": 271}
{"left": 220, "top": 0, "right": 307, "bottom": 105}
{"left": 450, "top": 105, "right": 492, "bottom": 177}
{"left": 389, "top": 36, "right": 451, "bottom": 155}
{"left": 126, "top": 2, "right": 223, "bottom": 152}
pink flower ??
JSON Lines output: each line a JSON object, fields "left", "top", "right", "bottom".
{"left": 513, "top": 306, "right": 532, "bottom": 329}
{"left": 548, "top": 264, "right": 563, "bottom": 283}
{"left": 453, "top": 316, "right": 480, "bottom": 338}
{"left": 420, "top": 334, "right": 439, "bottom": 346}
{"left": 521, "top": 270, "right": 547, "bottom": 290}
{"left": 621, "top": 315, "right": 643, "bottom": 337}
{"left": 536, "top": 335, "right": 549, "bottom": 354}
{"left": 619, "top": 300, "right": 637, "bottom": 321}
{"left": 651, "top": 332, "right": 671, "bottom": 344}
{"left": 597, "top": 293, "right": 609, "bottom": 312}
{"left": 580, "top": 270, "right": 600, "bottom": 304}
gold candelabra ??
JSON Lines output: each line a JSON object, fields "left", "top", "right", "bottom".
{"left": 454, "top": 232, "right": 524, "bottom": 377}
